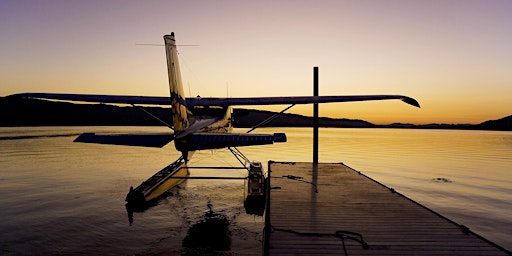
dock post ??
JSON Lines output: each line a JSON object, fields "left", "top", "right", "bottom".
{"left": 313, "top": 67, "right": 319, "bottom": 166}
{"left": 312, "top": 67, "right": 319, "bottom": 197}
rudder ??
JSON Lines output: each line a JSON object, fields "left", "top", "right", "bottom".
{"left": 164, "top": 33, "right": 189, "bottom": 132}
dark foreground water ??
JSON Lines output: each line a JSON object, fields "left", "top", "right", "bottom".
{"left": 1, "top": 127, "right": 511, "bottom": 254}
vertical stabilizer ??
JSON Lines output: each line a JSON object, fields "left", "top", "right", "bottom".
{"left": 164, "top": 33, "right": 189, "bottom": 132}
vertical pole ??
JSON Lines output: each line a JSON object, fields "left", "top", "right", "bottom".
{"left": 312, "top": 67, "right": 319, "bottom": 198}
{"left": 263, "top": 162, "right": 271, "bottom": 256}
{"left": 313, "top": 67, "right": 319, "bottom": 165}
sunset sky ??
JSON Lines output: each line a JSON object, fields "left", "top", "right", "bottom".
{"left": 1, "top": 0, "right": 511, "bottom": 124}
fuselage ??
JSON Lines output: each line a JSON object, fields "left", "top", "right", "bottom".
{"left": 173, "top": 105, "right": 233, "bottom": 154}
{"left": 192, "top": 105, "right": 233, "bottom": 133}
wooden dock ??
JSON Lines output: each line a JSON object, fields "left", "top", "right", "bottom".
{"left": 263, "top": 162, "right": 510, "bottom": 255}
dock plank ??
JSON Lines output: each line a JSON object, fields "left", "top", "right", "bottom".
{"left": 264, "top": 162, "right": 510, "bottom": 255}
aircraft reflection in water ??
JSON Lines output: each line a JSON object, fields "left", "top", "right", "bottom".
{"left": 13, "top": 32, "right": 420, "bottom": 214}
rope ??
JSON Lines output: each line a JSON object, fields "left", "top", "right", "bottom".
{"left": 277, "top": 175, "right": 318, "bottom": 193}
{"left": 270, "top": 225, "right": 368, "bottom": 255}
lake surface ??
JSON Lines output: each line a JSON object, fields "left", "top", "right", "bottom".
{"left": 1, "top": 127, "right": 511, "bottom": 254}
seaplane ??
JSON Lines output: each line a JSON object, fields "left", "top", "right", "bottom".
{"left": 13, "top": 32, "right": 420, "bottom": 210}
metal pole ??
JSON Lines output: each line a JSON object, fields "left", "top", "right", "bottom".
{"left": 313, "top": 67, "right": 319, "bottom": 165}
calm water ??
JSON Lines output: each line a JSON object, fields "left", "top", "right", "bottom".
{"left": 0, "top": 127, "right": 511, "bottom": 254}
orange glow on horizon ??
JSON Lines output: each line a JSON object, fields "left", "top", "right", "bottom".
{"left": 1, "top": 1, "right": 511, "bottom": 125}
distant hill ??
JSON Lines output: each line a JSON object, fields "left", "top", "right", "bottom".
{"left": 0, "top": 97, "right": 374, "bottom": 128}
{"left": 0, "top": 96, "right": 171, "bottom": 126}
{"left": 381, "top": 123, "right": 473, "bottom": 130}
{"left": 1, "top": 96, "right": 511, "bottom": 130}
{"left": 232, "top": 109, "right": 374, "bottom": 128}
{"left": 473, "top": 115, "right": 512, "bottom": 131}
{"left": 382, "top": 115, "right": 512, "bottom": 131}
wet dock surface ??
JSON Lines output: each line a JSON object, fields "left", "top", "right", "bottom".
{"left": 264, "top": 162, "right": 510, "bottom": 255}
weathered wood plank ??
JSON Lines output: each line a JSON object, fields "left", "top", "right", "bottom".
{"left": 264, "top": 162, "right": 510, "bottom": 255}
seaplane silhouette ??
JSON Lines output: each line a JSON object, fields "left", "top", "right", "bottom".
{"left": 14, "top": 32, "right": 420, "bottom": 207}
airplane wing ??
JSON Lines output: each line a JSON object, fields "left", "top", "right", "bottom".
{"left": 12, "top": 93, "right": 177, "bottom": 147}
{"left": 14, "top": 93, "right": 420, "bottom": 108}
{"left": 12, "top": 93, "right": 171, "bottom": 105}
{"left": 187, "top": 95, "right": 420, "bottom": 108}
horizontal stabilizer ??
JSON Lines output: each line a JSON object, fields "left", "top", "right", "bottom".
{"left": 179, "top": 133, "right": 287, "bottom": 151}
{"left": 74, "top": 132, "right": 174, "bottom": 148}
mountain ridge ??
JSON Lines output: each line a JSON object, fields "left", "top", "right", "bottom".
{"left": 1, "top": 97, "right": 510, "bottom": 130}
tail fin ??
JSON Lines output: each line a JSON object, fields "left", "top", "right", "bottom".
{"left": 164, "top": 33, "right": 189, "bottom": 132}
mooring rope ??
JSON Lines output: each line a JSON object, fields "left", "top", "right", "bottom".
{"left": 270, "top": 225, "right": 368, "bottom": 255}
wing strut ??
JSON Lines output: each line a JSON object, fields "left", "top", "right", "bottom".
{"left": 228, "top": 147, "right": 251, "bottom": 170}
{"left": 246, "top": 104, "right": 296, "bottom": 133}
{"left": 131, "top": 104, "right": 174, "bottom": 130}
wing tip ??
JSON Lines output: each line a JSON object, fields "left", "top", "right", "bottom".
{"left": 401, "top": 97, "right": 421, "bottom": 108}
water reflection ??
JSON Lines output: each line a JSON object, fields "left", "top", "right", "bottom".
{"left": 125, "top": 186, "right": 181, "bottom": 225}
{"left": 1, "top": 127, "right": 510, "bottom": 254}
{"left": 182, "top": 203, "right": 232, "bottom": 253}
